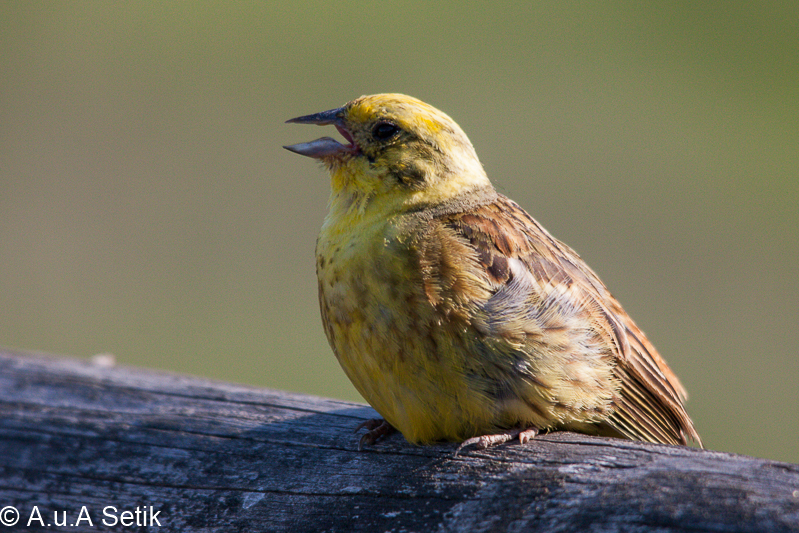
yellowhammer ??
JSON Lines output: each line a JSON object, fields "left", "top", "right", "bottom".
{"left": 284, "top": 94, "right": 701, "bottom": 450}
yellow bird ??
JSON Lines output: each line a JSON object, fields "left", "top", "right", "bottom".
{"left": 284, "top": 94, "right": 701, "bottom": 450}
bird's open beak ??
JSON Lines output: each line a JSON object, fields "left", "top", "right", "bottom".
{"left": 283, "top": 106, "right": 358, "bottom": 159}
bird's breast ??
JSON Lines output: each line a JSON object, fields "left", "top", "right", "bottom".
{"left": 315, "top": 210, "right": 487, "bottom": 442}
{"left": 316, "top": 210, "right": 428, "bottom": 366}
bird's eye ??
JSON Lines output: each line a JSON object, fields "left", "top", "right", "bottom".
{"left": 372, "top": 121, "right": 400, "bottom": 141}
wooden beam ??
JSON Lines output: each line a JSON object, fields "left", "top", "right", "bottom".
{"left": 1, "top": 348, "right": 796, "bottom": 532}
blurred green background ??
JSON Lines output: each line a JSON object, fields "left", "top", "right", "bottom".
{"left": 2, "top": 2, "right": 797, "bottom": 463}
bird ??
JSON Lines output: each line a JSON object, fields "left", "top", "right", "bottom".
{"left": 284, "top": 93, "right": 701, "bottom": 450}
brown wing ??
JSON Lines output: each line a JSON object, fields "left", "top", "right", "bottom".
{"left": 442, "top": 194, "right": 701, "bottom": 446}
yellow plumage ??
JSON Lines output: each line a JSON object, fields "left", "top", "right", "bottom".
{"left": 285, "top": 94, "right": 701, "bottom": 448}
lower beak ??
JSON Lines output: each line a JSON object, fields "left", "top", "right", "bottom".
{"left": 283, "top": 137, "right": 351, "bottom": 158}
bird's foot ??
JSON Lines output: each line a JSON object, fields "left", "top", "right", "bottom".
{"left": 455, "top": 426, "right": 539, "bottom": 455}
{"left": 355, "top": 418, "right": 396, "bottom": 450}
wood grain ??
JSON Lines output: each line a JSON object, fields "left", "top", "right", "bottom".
{"left": 0, "top": 348, "right": 796, "bottom": 532}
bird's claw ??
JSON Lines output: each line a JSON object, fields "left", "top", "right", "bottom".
{"left": 455, "top": 427, "right": 539, "bottom": 455}
{"left": 355, "top": 418, "right": 396, "bottom": 450}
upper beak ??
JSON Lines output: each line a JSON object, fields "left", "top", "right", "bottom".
{"left": 283, "top": 106, "right": 358, "bottom": 159}
{"left": 286, "top": 107, "right": 345, "bottom": 126}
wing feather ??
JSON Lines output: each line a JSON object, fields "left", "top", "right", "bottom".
{"left": 441, "top": 194, "right": 701, "bottom": 446}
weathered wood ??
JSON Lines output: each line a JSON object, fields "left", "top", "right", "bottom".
{"left": 0, "top": 348, "right": 797, "bottom": 532}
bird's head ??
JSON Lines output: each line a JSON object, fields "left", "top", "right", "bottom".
{"left": 285, "top": 94, "right": 492, "bottom": 213}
